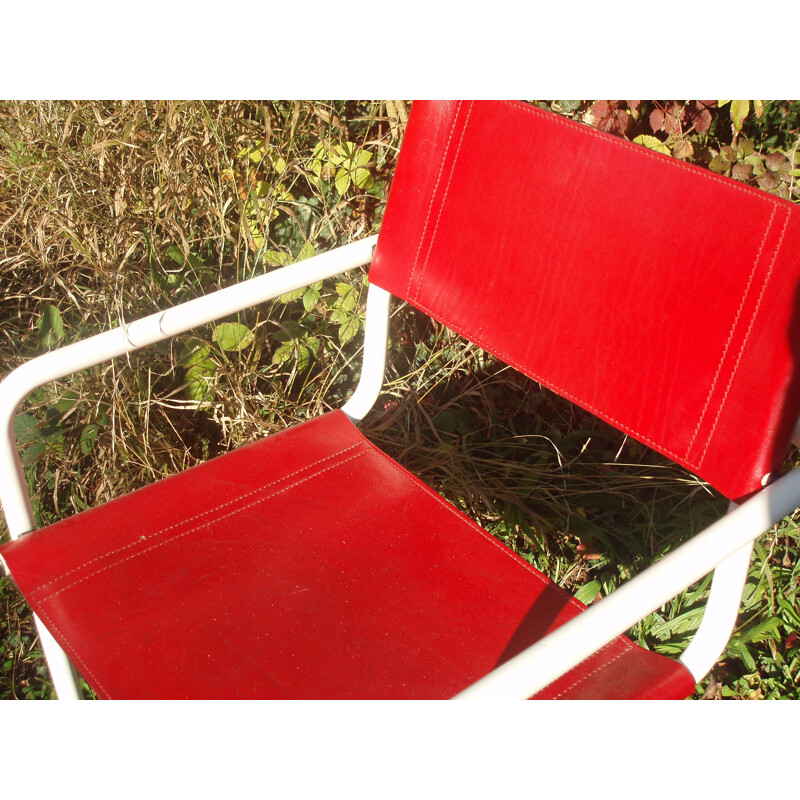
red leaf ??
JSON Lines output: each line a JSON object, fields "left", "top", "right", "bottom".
{"left": 686, "top": 101, "right": 713, "bottom": 133}
{"left": 765, "top": 152, "right": 788, "bottom": 171}
{"left": 663, "top": 102, "right": 683, "bottom": 135}
{"left": 650, "top": 108, "right": 665, "bottom": 133}
{"left": 589, "top": 100, "right": 611, "bottom": 120}
{"left": 695, "top": 107, "right": 712, "bottom": 133}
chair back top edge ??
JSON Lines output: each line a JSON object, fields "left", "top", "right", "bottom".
{"left": 369, "top": 100, "right": 800, "bottom": 501}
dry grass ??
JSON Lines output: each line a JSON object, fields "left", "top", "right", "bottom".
{"left": 1, "top": 100, "right": 797, "bottom": 699}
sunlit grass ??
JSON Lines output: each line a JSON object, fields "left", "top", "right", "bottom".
{"left": 1, "top": 100, "right": 798, "bottom": 699}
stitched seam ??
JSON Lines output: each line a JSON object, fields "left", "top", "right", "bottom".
{"left": 408, "top": 294, "right": 690, "bottom": 466}
{"left": 405, "top": 102, "right": 464, "bottom": 298}
{"left": 685, "top": 205, "right": 777, "bottom": 459}
{"left": 33, "top": 446, "right": 368, "bottom": 603}
{"left": 413, "top": 100, "right": 474, "bottom": 301}
{"left": 503, "top": 100, "right": 786, "bottom": 210}
{"left": 31, "top": 439, "right": 364, "bottom": 596}
{"left": 360, "top": 434, "right": 591, "bottom": 616}
{"left": 403, "top": 100, "right": 795, "bottom": 475}
{"left": 35, "top": 606, "right": 111, "bottom": 699}
{"left": 548, "top": 642, "right": 628, "bottom": 699}
{"left": 697, "top": 208, "right": 791, "bottom": 466}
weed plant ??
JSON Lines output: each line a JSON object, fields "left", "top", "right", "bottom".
{"left": 1, "top": 100, "right": 798, "bottom": 700}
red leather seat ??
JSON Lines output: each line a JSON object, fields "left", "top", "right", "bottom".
{"left": 0, "top": 411, "right": 694, "bottom": 699}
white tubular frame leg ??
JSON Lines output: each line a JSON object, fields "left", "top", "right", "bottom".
{"left": 0, "top": 236, "right": 378, "bottom": 699}
{"left": 340, "top": 284, "right": 392, "bottom": 422}
{"left": 677, "top": 501, "right": 754, "bottom": 681}
{"left": 455, "top": 465, "right": 800, "bottom": 700}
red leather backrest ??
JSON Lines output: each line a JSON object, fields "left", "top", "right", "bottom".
{"left": 369, "top": 100, "right": 800, "bottom": 501}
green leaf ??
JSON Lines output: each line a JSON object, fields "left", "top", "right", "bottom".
{"left": 334, "top": 168, "right": 351, "bottom": 195}
{"left": 166, "top": 245, "right": 185, "bottom": 267}
{"left": 730, "top": 100, "right": 750, "bottom": 133}
{"left": 184, "top": 365, "right": 215, "bottom": 404}
{"left": 649, "top": 607, "right": 706, "bottom": 638}
{"left": 352, "top": 167, "right": 374, "bottom": 190}
{"left": 263, "top": 250, "right": 291, "bottom": 267}
{"left": 305, "top": 335, "right": 320, "bottom": 356}
{"left": 335, "top": 282, "right": 358, "bottom": 312}
{"left": 237, "top": 139, "right": 266, "bottom": 164}
{"left": 14, "top": 414, "right": 40, "bottom": 444}
{"left": 302, "top": 287, "right": 320, "bottom": 313}
{"left": 739, "top": 642, "right": 756, "bottom": 672}
{"left": 574, "top": 579, "right": 602, "bottom": 606}
{"left": 742, "top": 616, "right": 782, "bottom": 644}
{"left": 777, "top": 595, "right": 800, "bottom": 628}
{"left": 297, "top": 241, "right": 316, "bottom": 261}
{"left": 708, "top": 155, "right": 728, "bottom": 173}
{"left": 270, "top": 154, "right": 287, "bottom": 173}
{"left": 330, "top": 143, "right": 352, "bottom": 165}
{"left": 272, "top": 341, "right": 294, "bottom": 365}
{"left": 179, "top": 340, "right": 216, "bottom": 403}
{"left": 212, "top": 322, "right": 254, "bottom": 352}
{"left": 279, "top": 287, "right": 305, "bottom": 303}
{"left": 180, "top": 339, "right": 212, "bottom": 368}
{"left": 37, "top": 305, "right": 65, "bottom": 350}
{"left": 54, "top": 389, "right": 82, "bottom": 414}
{"left": 632, "top": 135, "right": 671, "bottom": 156}
{"left": 295, "top": 344, "right": 312, "bottom": 373}
{"left": 79, "top": 424, "right": 100, "bottom": 455}
{"left": 338, "top": 315, "right": 360, "bottom": 345}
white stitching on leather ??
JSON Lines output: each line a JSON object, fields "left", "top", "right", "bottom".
{"left": 33, "top": 442, "right": 367, "bottom": 601}
{"left": 414, "top": 100, "right": 474, "bottom": 301}
{"left": 686, "top": 204, "right": 777, "bottom": 460}
{"left": 546, "top": 641, "right": 628, "bottom": 699}
{"left": 505, "top": 100, "right": 783, "bottom": 208}
{"left": 697, "top": 208, "right": 791, "bottom": 466}
{"left": 407, "top": 293, "right": 690, "bottom": 465}
{"left": 406, "top": 102, "right": 464, "bottom": 299}
{"left": 34, "top": 605, "right": 111, "bottom": 699}
{"left": 402, "top": 101, "right": 794, "bottom": 483}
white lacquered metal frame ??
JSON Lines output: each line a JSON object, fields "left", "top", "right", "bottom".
{"left": 455, "top": 471, "right": 800, "bottom": 699}
{"left": 677, "top": 504, "right": 754, "bottom": 681}
{"left": 1, "top": 233, "right": 796, "bottom": 700}
{"left": 0, "top": 236, "right": 378, "bottom": 699}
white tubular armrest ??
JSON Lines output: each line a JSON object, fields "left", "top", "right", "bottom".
{"left": 454, "top": 466, "right": 800, "bottom": 699}
{"left": 0, "top": 236, "right": 377, "bottom": 701}
{"left": 0, "top": 235, "right": 377, "bottom": 540}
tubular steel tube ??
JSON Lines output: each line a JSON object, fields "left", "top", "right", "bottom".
{"left": 455, "top": 466, "right": 800, "bottom": 699}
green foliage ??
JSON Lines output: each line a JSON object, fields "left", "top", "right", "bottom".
{"left": 577, "top": 99, "right": 800, "bottom": 203}
{"left": 632, "top": 134, "right": 671, "bottom": 155}
{"left": 2, "top": 99, "right": 799, "bottom": 700}
{"left": 309, "top": 140, "right": 375, "bottom": 195}
{"left": 37, "top": 305, "right": 65, "bottom": 350}
{"left": 179, "top": 339, "right": 217, "bottom": 405}
{"left": 212, "top": 322, "right": 254, "bottom": 352}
